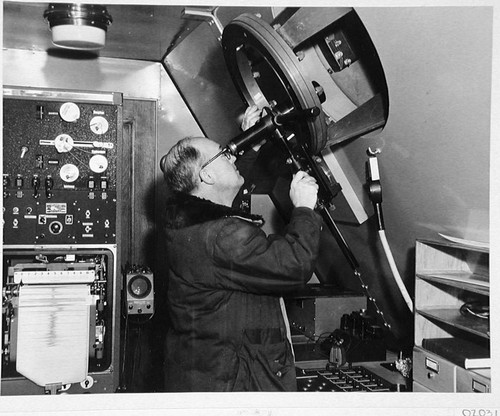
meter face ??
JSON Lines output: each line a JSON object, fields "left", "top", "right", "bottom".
{"left": 128, "top": 275, "right": 152, "bottom": 299}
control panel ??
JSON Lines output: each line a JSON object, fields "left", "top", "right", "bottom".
{"left": 2, "top": 88, "right": 122, "bottom": 395}
{"left": 3, "top": 96, "right": 119, "bottom": 245}
{"left": 296, "top": 365, "right": 399, "bottom": 392}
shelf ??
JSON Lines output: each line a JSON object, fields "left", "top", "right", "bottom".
{"left": 417, "top": 308, "right": 490, "bottom": 339}
{"left": 420, "top": 237, "right": 489, "bottom": 254}
{"left": 414, "top": 239, "right": 491, "bottom": 392}
{"left": 416, "top": 240, "right": 489, "bottom": 278}
{"left": 416, "top": 272, "right": 489, "bottom": 296}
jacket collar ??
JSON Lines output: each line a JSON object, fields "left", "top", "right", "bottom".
{"left": 165, "top": 192, "right": 264, "bottom": 229}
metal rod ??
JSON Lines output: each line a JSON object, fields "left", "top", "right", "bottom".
{"left": 319, "top": 206, "right": 359, "bottom": 271}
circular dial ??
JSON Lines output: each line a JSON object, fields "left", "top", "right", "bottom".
{"left": 59, "top": 163, "right": 79, "bottom": 183}
{"left": 54, "top": 134, "right": 74, "bottom": 153}
{"left": 89, "top": 154, "right": 108, "bottom": 173}
{"left": 90, "top": 116, "right": 109, "bottom": 135}
{"left": 128, "top": 275, "right": 152, "bottom": 299}
{"left": 222, "top": 13, "right": 327, "bottom": 155}
{"left": 59, "top": 102, "right": 81, "bottom": 123}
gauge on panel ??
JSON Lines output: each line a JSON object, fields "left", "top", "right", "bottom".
{"left": 89, "top": 154, "right": 108, "bottom": 173}
{"left": 90, "top": 116, "right": 109, "bottom": 135}
{"left": 128, "top": 274, "right": 152, "bottom": 299}
{"left": 59, "top": 163, "right": 80, "bottom": 183}
{"left": 59, "top": 102, "right": 81, "bottom": 123}
{"left": 54, "top": 134, "right": 74, "bottom": 153}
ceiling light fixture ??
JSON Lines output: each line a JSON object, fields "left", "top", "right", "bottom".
{"left": 43, "top": 3, "right": 112, "bottom": 51}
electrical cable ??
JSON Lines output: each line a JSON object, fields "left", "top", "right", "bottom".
{"left": 118, "top": 311, "right": 129, "bottom": 391}
{"left": 367, "top": 148, "right": 413, "bottom": 314}
{"left": 378, "top": 229, "right": 414, "bottom": 312}
{"left": 460, "top": 302, "right": 489, "bottom": 319}
{"left": 131, "top": 325, "right": 142, "bottom": 389}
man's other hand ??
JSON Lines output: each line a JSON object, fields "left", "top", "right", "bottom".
{"left": 289, "top": 171, "right": 319, "bottom": 210}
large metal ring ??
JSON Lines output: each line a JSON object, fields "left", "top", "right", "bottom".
{"left": 222, "top": 13, "right": 327, "bottom": 155}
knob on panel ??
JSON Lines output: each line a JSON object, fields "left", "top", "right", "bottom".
{"left": 59, "top": 163, "right": 79, "bottom": 183}
{"left": 59, "top": 102, "right": 80, "bottom": 123}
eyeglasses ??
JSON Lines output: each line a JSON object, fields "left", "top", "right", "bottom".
{"left": 200, "top": 148, "right": 232, "bottom": 170}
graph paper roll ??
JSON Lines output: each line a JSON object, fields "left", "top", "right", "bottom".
{"left": 16, "top": 284, "right": 93, "bottom": 387}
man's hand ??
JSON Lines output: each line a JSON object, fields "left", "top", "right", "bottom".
{"left": 241, "top": 105, "right": 266, "bottom": 152}
{"left": 289, "top": 171, "right": 319, "bottom": 210}
{"left": 241, "top": 105, "right": 261, "bottom": 131}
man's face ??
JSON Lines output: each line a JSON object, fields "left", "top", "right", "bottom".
{"left": 198, "top": 138, "right": 244, "bottom": 192}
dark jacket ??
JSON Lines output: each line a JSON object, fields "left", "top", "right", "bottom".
{"left": 163, "top": 192, "right": 322, "bottom": 392}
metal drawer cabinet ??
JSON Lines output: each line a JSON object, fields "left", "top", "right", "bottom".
{"left": 413, "top": 347, "right": 456, "bottom": 392}
{"left": 456, "top": 366, "right": 490, "bottom": 393}
{"left": 412, "top": 381, "right": 433, "bottom": 392}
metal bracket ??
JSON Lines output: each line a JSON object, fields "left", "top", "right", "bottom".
{"left": 182, "top": 6, "right": 224, "bottom": 42}
{"left": 44, "top": 382, "right": 62, "bottom": 395}
{"left": 366, "top": 147, "right": 384, "bottom": 230}
{"left": 324, "top": 29, "right": 357, "bottom": 72}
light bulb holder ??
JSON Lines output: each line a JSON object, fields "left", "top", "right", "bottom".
{"left": 44, "top": 3, "right": 112, "bottom": 50}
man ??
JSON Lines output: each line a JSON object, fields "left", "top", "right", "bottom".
{"left": 159, "top": 107, "right": 322, "bottom": 392}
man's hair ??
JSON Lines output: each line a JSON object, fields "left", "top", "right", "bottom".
{"left": 160, "top": 136, "right": 204, "bottom": 194}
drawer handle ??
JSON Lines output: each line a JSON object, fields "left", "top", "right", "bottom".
{"left": 427, "top": 372, "right": 436, "bottom": 379}
{"left": 425, "top": 357, "right": 440, "bottom": 374}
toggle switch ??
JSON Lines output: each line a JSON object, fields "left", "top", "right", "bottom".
{"left": 31, "top": 175, "right": 40, "bottom": 198}
{"left": 15, "top": 174, "right": 24, "bottom": 188}
{"left": 100, "top": 178, "right": 108, "bottom": 190}
{"left": 35, "top": 155, "right": 44, "bottom": 169}
{"left": 20, "top": 146, "right": 28, "bottom": 159}
{"left": 36, "top": 105, "right": 44, "bottom": 120}
{"left": 45, "top": 175, "right": 54, "bottom": 199}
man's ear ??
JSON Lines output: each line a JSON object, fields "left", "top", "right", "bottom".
{"left": 199, "top": 168, "right": 215, "bottom": 185}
